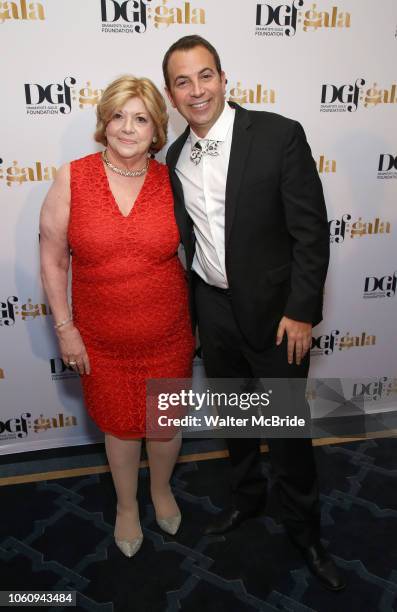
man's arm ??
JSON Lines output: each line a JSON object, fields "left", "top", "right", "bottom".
{"left": 277, "top": 121, "right": 329, "bottom": 364}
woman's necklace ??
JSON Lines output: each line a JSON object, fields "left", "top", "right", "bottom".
{"left": 102, "top": 149, "right": 149, "bottom": 177}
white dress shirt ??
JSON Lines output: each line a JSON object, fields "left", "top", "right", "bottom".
{"left": 176, "top": 103, "right": 235, "bottom": 289}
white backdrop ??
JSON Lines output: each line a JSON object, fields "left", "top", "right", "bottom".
{"left": 1, "top": 0, "right": 396, "bottom": 454}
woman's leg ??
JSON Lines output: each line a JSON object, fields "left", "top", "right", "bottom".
{"left": 105, "top": 433, "right": 142, "bottom": 540}
{"left": 146, "top": 435, "right": 181, "bottom": 518}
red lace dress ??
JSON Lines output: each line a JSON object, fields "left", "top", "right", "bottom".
{"left": 68, "top": 153, "right": 194, "bottom": 438}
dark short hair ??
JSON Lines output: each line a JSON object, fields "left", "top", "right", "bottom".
{"left": 162, "top": 35, "right": 222, "bottom": 89}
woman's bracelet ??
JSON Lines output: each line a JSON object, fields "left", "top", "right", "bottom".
{"left": 54, "top": 316, "right": 73, "bottom": 330}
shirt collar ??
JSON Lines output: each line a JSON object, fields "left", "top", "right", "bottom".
{"left": 189, "top": 102, "right": 235, "bottom": 149}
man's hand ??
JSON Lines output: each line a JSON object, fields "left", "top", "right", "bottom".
{"left": 276, "top": 316, "right": 312, "bottom": 365}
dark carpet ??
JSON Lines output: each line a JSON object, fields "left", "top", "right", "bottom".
{"left": 1, "top": 438, "right": 397, "bottom": 611}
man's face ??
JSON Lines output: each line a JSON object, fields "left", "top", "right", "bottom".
{"left": 165, "top": 45, "right": 226, "bottom": 138}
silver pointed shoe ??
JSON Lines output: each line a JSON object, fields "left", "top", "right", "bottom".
{"left": 115, "top": 535, "right": 143, "bottom": 558}
{"left": 156, "top": 513, "right": 181, "bottom": 535}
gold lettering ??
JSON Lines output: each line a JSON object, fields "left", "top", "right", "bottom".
{"left": 0, "top": 1, "right": 44, "bottom": 21}
{"left": 21, "top": 298, "right": 41, "bottom": 319}
{"left": 365, "top": 334, "right": 376, "bottom": 346}
{"left": 184, "top": 1, "right": 190, "bottom": 22}
{"left": 247, "top": 88, "right": 255, "bottom": 104}
{"left": 28, "top": 1, "right": 45, "bottom": 20}
{"left": 320, "top": 157, "right": 336, "bottom": 173}
{"left": 154, "top": 0, "right": 173, "bottom": 28}
{"left": 10, "top": 1, "right": 19, "bottom": 19}
{"left": 319, "top": 10, "right": 329, "bottom": 28}
{"left": 350, "top": 217, "right": 365, "bottom": 238}
{"left": 266, "top": 89, "right": 275, "bottom": 104}
{"left": 383, "top": 84, "right": 397, "bottom": 104}
{"left": 64, "top": 415, "right": 78, "bottom": 426}
{"left": 0, "top": 2, "right": 12, "bottom": 22}
{"left": 330, "top": 6, "right": 338, "bottom": 27}
{"left": 33, "top": 414, "right": 51, "bottom": 432}
{"left": 229, "top": 82, "right": 247, "bottom": 105}
{"left": 42, "top": 166, "right": 57, "bottom": 181}
{"left": 191, "top": 7, "right": 205, "bottom": 24}
{"left": 79, "top": 82, "right": 102, "bottom": 108}
{"left": 378, "top": 220, "right": 391, "bottom": 234}
{"left": 35, "top": 161, "right": 42, "bottom": 181}
{"left": 21, "top": 166, "right": 35, "bottom": 181}
{"left": 6, "top": 161, "right": 27, "bottom": 186}
{"left": 337, "top": 11, "right": 350, "bottom": 28}
{"left": 339, "top": 332, "right": 354, "bottom": 350}
{"left": 364, "top": 84, "right": 382, "bottom": 108}
{"left": 256, "top": 84, "right": 262, "bottom": 104}
{"left": 39, "top": 303, "right": 49, "bottom": 315}
{"left": 0, "top": 368, "right": 4, "bottom": 379}
{"left": 303, "top": 3, "right": 321, "bottom": 31}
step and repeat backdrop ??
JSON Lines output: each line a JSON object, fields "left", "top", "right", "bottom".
{"left": 1, "top": 0, "right": 396, "bottom": 454}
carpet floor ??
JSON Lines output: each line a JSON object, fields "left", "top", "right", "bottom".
{"left": 1, "top": 437, "right": 397, "bottom": 611}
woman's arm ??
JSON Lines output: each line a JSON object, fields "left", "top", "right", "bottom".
{"left": 39, "top": 164, "right": 90, "bottom": 375}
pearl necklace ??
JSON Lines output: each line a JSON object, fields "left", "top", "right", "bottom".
{"left": 102, "top": 150, "right": 149, "bottom": 177}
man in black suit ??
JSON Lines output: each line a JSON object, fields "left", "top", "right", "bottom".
{"left": 163, "top": 35, "right": 345, "bottom": 591}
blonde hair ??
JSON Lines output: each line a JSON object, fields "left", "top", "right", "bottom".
{"left": 94, "top": 75, "right": 168, "bottom": 152}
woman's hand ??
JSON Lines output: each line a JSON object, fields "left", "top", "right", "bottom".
{"left": 57, "top": 324, "right": 91, "bottom": 375}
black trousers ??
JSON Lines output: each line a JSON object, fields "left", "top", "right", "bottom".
{"left": 195, "top": 274, "right": 321, "bottom": 548}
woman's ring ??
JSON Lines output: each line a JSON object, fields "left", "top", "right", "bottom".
{"left": 68, "top": 360, "right": 77, "bottom": 366}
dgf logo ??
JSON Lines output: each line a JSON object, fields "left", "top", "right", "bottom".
{"left": 101, "top": 0, "right": 151, "bottom": 32}
{"left": 24, "top": 77, "right": 76, "bottom": 115}
{"left": 363, "top": 272, "right": 397, "bottom": 298}
{"left": 378, "top": 154, "right": 397, "bottom": 180}
{"left": 321, "top": 78, "right": 365, "bottom": 112}
{"left": 328, "top": 213, "right": 351, "bottom": 243}
{"left": 50, "top": 358, "right": 79, "bottom": 381}
{"left": 0, "top": 413, "right": 31, "bottom": 439}
{"left": 352, "top": 377, "right": 397, "bottom": 402}
{"left": 311, "top": 330, "right": 339, "bottom": 355}
{"left": 256, "top": 0, "right": 304, "bottom": 36}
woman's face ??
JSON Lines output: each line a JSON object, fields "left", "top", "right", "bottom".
{"left": 105, "top": 96, "right": 156, "bottom": 163}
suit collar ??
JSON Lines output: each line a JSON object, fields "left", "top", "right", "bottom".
{"left": 225, "top": 102, "right": 253, "bottom": 246}
{"left": 167, "top": 124, "right": 190, "bottom": 171}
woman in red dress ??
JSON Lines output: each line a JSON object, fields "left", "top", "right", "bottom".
{"left": 40, "top": 76, "right": 194, "bottom": 557}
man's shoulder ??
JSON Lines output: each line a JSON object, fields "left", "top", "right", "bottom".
{"left": 241, "top": 106, "right": 297, "bottom": 131}
{"left": 234, "top": 105, "right": 307, "bottom": 148}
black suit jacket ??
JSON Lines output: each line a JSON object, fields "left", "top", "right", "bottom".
{"left": 166, "top": 103, "right": 329, "bottom": 351}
